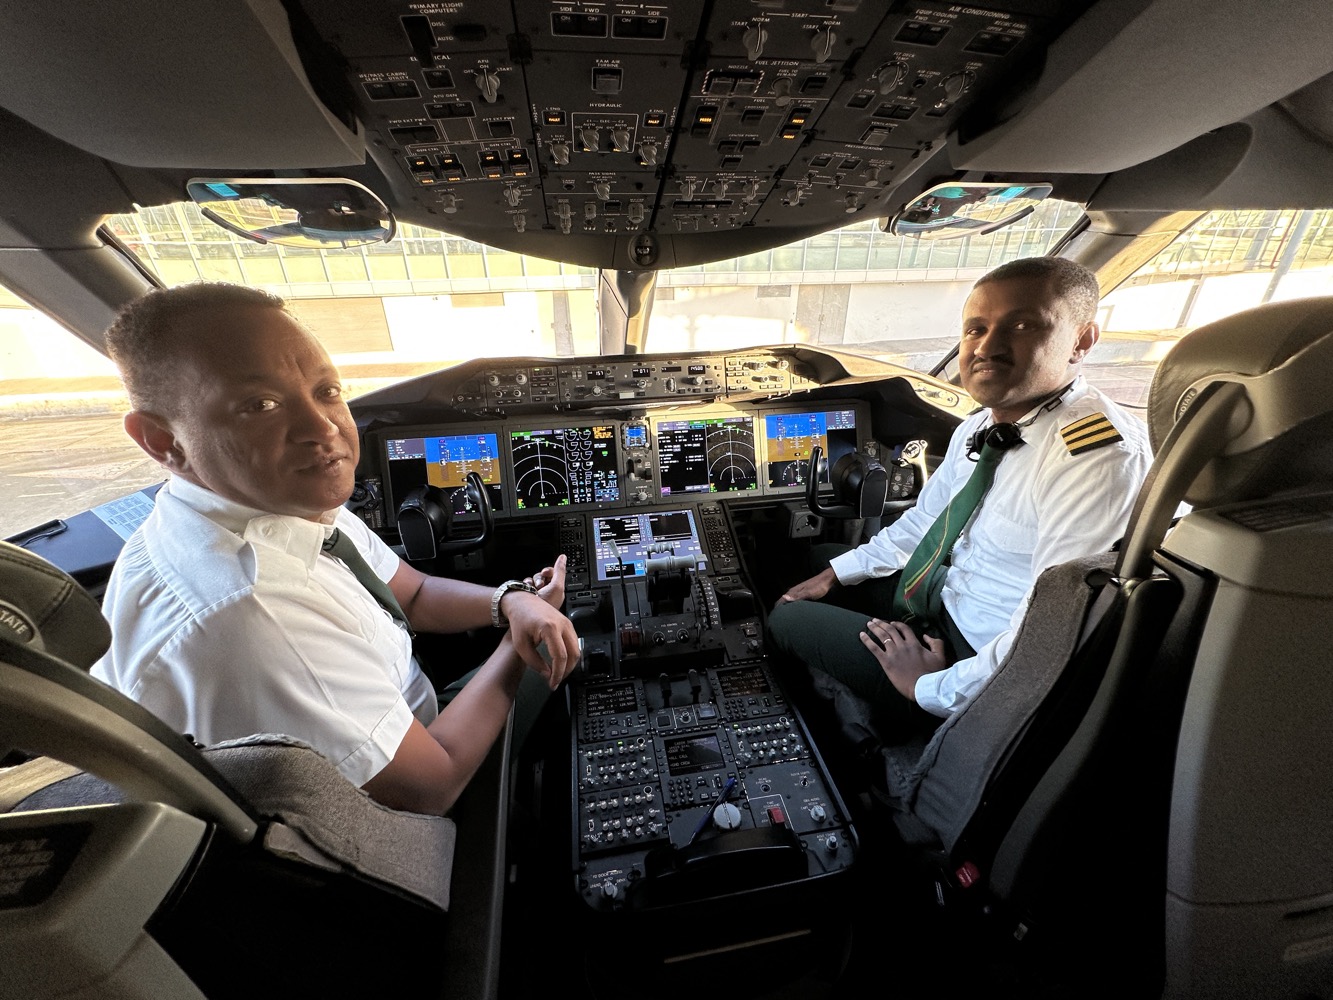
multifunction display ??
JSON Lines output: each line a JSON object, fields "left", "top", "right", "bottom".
{"left": 371, "top": 402, "right": 872, "bottom": 526}
{"left": 510, "top": 424, "right": 620, "bottom": 509}
{"left": 663, "top": 733, "right": 726, "bottom": 776}
{"left": 384, "top": 432, "right": 504, "bottom": 514}
{"left": 655, "top": 415, "right": 758, "bottom": 497}
{"left": 763, "top": 409, "right": 859, "bottom": 488}
{"left": 593, "top": 509, "right": 705, "bottom": 582}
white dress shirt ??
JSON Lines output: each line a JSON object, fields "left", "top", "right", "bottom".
{"left": 92, "top": 476, "right": 437, "bottom": 787}
{"left": 829, "top": 378, "right": 1152, "bottom": 716}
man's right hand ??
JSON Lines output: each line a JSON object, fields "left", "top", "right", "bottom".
{"left": 503, "top": 554, "right": 580, "bottom": 688}
{"left": 776, "top": 567, "right": 838, "bottom": 605}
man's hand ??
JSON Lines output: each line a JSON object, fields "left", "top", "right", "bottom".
{"left": 501, "top": 554, "right": 580, "bottom": 689}
{"left": 524, "top": 557, "right": 566, "bottom": 610}
{"left": 776, "top": 567, "right": 838, "bottom": 606}
{"left": 858, "top": 618, "right": 947, "bottom": 703}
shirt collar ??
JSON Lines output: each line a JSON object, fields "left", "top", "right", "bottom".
{"left": 163, "top": 475, "right": 334, "bottom": 569}
{"left": 1013, "top": 375, "right": 1088, "bottom": 426}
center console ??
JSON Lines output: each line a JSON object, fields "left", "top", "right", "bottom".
{"left": 558, "top": 502, "right": 857, "bottom": 916}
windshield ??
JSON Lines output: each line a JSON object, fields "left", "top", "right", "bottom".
{"left": 5, "top": 206, "right": 1332, "bottom": 537}
{"left": 101, "top": 198, "right": 1086, "bottom": 367}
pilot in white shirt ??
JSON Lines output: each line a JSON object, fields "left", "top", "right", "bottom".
{"left": 770, "top": 257, "right": 1153, "bottom": 735}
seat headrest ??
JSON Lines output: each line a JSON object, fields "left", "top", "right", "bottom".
{"left": 1147, "top": 296, "right": 1333, "bottom": 507}
{"left": 0, "top": 540, "right": 110, "bottom": 670}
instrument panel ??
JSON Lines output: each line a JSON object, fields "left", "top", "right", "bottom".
{"left": 368, "top": 400, "right": 874, "bottom": 528}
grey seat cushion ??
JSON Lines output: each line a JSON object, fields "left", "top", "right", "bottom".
{"left": 8, "top": 733, "right": 456, "bottom": 911}
{"left": 817, "top": 552, "right": 1116, "bottom": 853}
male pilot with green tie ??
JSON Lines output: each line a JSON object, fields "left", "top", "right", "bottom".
{"left": 768, "top": 257, "right": 1153, "bottom": 739}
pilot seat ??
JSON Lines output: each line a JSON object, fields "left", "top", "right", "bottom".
{"left": 0, "top": 538, "right": 511, "bottom": 1000}
{"left": 813, "top": 295, "right": 1333, "bottom": 999}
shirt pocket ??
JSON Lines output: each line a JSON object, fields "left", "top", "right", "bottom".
{"left": 966, "top": 506, "right": 1034, "bottom": 558}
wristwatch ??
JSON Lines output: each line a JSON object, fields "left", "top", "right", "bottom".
{"left": 491, "top": 579, "right": 539, "bottom": 629}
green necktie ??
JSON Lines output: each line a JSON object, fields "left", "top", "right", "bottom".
{"left": 323, "top": 528, "right": 410, "bottom": 627}
{"left": 891, "top": 426, "right": 1019, "bottom": 630}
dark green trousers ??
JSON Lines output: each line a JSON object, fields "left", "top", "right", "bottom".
{"left": 767, "top": 543, "right": 971, "bottom": 741}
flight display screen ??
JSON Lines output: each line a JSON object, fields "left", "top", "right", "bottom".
{"left": 762, "top": 409, "right": 858, "bottom": 488}
{"left": 510, "top": 424, "right": 620, "bottom": 509}
{"left": 655, "top": 415, "right": 758, "bottom": 497}
{"left": 592, "top": 509, "right": 705, "bottom": 581}
{"left": 663, "top": 733, "right": 726, "bottom": 776}
{"left": 384, "top": 432, "right": 504, "bottom": 515}
{"left": 584, "top": 682, "right": 639, "bottom": 718}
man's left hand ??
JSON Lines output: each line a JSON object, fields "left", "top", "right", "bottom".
{"left": 858, "top": 618, "right": 947, "bottom": 703}
{"left": 502, "top": 554, "right": 580, "bottom": 688}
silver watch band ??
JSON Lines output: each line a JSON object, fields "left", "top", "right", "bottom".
{"left": 491, "top": 579, "right": 538, "bottom": 628}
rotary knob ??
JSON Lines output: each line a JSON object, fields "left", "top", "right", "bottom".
{"left": 713, "top": 802, "right": 743, "bottom": 831}
{"left": 474, "top": 68, "right": 500, "bottom": 103}
{"left": 876, "top": 61, "right": 908, "bottom": 94}
{"left": 811, "top": 26, "right": 836, "bottom": 63}
{"left": 936, "top": 71, "right": 974, "bottom": 108}
{"left": 743, "top": 23, "right": 768, "bottom": 61}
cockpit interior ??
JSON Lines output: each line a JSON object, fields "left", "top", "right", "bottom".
{"left": 3, "top": 2, "right": 1333, "bottom": 999}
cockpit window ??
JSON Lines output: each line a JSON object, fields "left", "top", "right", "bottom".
{"left": 1090, "top": 209, "right": 1333, "bottom": 408}
{"left": 0, "top": 281, "right": 161, "bottom": 537}
{"left": 103, "top": 198, "right": 1086, "bottom": 371}
{"left": 8, "top": 205, "right": 1332, "bottom": 538}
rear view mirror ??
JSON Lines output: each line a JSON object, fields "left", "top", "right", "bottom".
{"left": 884, "top": 182, "right": 1052, "bottom": 240}
{"left": 185, "top": 177, "right": 396, "bottom": 248}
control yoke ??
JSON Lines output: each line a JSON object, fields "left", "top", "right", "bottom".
{"left": 805, "top": 444, "right": 923, "bottom": 519}
{"left": 397, "top": 471, "right": 493, "bottom": 561}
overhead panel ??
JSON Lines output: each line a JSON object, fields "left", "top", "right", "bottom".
{"left": 517, "top": 0, "right": 705, "bottom": 242}
{"left": 292, "top": 0, "right": 1082, "bottom": 268}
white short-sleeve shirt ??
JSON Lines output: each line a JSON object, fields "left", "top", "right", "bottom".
{"left": 92, "top": 476, "right": 437, "bottom": 786}
{"left": 829, "top": 378, "right": 1153, "bottom": 717}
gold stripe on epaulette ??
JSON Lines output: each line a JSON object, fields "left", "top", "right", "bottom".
{"left": 1061, "top": 411, "right": 1123, "bottom": 455}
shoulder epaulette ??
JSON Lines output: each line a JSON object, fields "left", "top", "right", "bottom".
{"left": 1060, "top": 411, "right": 1123, "bottom": 455}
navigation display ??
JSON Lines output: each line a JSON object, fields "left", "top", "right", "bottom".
{"left": 762, "top": 409, "right": 858, "bottom": 488}
{"left": 384, "top": 432, "right": 504, "bottom": 515}
{"left": 510, "top": 424, "right": 620, "bottom": 509}
{"left": 655, "top": 415, "right": 758, "bottom": 497}
{"left": 592, "top": 509, "right": 705, "bottom": 581}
